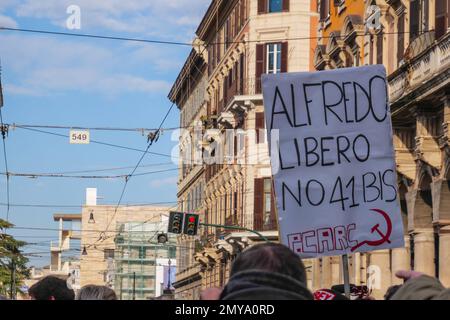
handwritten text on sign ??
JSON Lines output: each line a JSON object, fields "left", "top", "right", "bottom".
{"left": 262, "top": 65, "right": 404, "bottom": 258}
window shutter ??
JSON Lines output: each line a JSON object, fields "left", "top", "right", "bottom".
{"left": 234, "top": 8, "right": 239, "bottom": 35}
{"left": 376, "top": 33, "right": 383, "bottom": 65}
{"left": 239, "top": 54, "right": 245, "bottom": 94}
{"left": 410, "top": 0, "right": 420, "bottom": 41}
{"left": 258, "top": 0, "right": 267, "bottom": 14}
{"left": 397, "top": 13, "right": 405, "bottom": 64}
{"left": 254, "top": 178, "right": 264, "bottom": 231}
{"left": 423, "top": 0, "right": 430, "bottom": 31}
{"left": 241, "top": 0, "right": 246, "bottom": 25}
{"left": 255, "top": 43, "right": 265, "bottom": 93}
{"left": 255, "top": 112, "right": 265, "bottom": 144}
{"left": 281, "top": 42, "right": 288, "bottom": 72}
{"left": 320, "top": 0, "right": 330, "bottom": 21}
{"left": 369, "top": 35, "right": 374, "bottom": 65}
{"left": 270, "top": 181, "right": 277, "bottom": 230}
{"left": 436, "top": 0, "right": 449, "bottom": 39}
{"left": 223, "top": 75, "right": 228, "bottom": 109}
{"left": 282, "top": 0, "right": 290, "bottom": 11}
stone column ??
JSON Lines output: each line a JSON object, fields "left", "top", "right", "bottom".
{"left": 352, "top": 253, "right": 361, "bottom": 285}
{"left": 368, "top": 249, "right": 391, "bottom": 300}
{"left": 312, "top": 258, "right": 321, "bottom": 291}
{"left": 414, "top": 229, "right": 435, "bottom": 276}
{"left": 439, "top": 226, "right": 450, "bottom": 286}
{"left": 330, "top": 256, "right": 341, "bottom": 286}
{"left": 320, "top": 257, "right": 332, "bottom": 289}
{"left": 391, "top": 236, "right": 411, "bottom": 285}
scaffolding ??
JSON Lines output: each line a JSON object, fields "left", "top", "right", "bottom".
{"left": 113, "top": 220, "right": 176, "bottom": 300}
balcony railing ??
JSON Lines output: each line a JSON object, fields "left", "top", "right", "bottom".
{"left": 389, "top": 32, "right": 450, "bottom": 104}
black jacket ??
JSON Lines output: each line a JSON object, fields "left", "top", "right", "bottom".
{"left": 220, "top": 270, "right": 314, "bottom": 300}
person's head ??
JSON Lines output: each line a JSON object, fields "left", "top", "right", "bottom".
{"left": 76, "top": 285, "right": 117, "bottom": 300}
{"left": 384, "top": 285, "right": 402, "bottom": 300}
{"left": 28, "top": 276, "right": 75, "bottom": 300}
{"left": 219, "top": 243, "right": 312, "bottom": 300}
{"left": 230, "top": 242, "right": 307, "bottom": 284}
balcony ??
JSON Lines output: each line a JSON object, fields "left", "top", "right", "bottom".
{"left": 388, "top": 32, "right": 450, "bottom": 107}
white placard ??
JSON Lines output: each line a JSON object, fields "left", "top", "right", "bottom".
{"left": 262, "top": 65, "right": 404, "bottom": 258}
{"left": 69, "top": 130, "right": 90, "bottom": 144}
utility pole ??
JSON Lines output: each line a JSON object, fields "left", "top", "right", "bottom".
{"left": 132, "top": 272, "right": 136, "bottom": 300}
{"left": 166, "top": 259, "right": 172, "bottom": 290}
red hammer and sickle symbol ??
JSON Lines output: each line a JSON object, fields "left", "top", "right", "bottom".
{"left": 350, "top": 209, "right": 393, "bottom": 252}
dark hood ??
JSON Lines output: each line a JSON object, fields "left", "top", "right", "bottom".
{"left": 220, "top": 270, "right": 314, "bottom": 300}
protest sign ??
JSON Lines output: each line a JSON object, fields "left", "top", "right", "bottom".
{"left": 262, "top": 65, "right": 404, "bottom": 258}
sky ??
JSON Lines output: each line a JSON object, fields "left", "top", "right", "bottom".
{"left": 0, "top": 0, "right": 210, "bottom": 266}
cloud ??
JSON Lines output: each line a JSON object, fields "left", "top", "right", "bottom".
{"left": 3, "top": 84, "right": 41, "bottom": 96}
{"left": 0, "top": 1, "right": 210, "bottom": 96}
{"left": 0, "top": 34, "right": 172, "bottom": 96}
{"left": 13, "top": 0, "right": 210, "bottom": 41}
{"left": 0, "top": 14, "right": 18, "bottom": 27}
{"left": 150, "top": 176, "right": 178, "bottom": 188}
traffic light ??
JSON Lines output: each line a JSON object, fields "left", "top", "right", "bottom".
{"left": 168, "top": 211, "right": 184, "bottom": 234}
{"left": 183, "top": 213, "right": 199, "bottom": 236}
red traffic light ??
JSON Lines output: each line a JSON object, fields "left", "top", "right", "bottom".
{"left": 183, "top": 214, "right": 199, "bottom": 235}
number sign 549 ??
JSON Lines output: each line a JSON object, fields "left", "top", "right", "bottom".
{"left": 70, "top": 130, "right": 90, "bottom": 144}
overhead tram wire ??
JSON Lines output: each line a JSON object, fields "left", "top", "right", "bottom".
{"left": 98, "top": 30, "right": 213, "bottom": 239}
{"left": 0, "top": 199, "right": 178, "bottom": 208}
{"left": 1, "top": 186, "right": 268, "bottom": 214}
{"left": 13, "top": 125, "right": 176, "bottom": 159}
{"left": 0, "top": 26, "right": 421, "bottom": 46}
{"left": 8, "top": 123, "right": 182, "bottom": 132}
{"left": 0, "top": 27, "right": 193, "bottom": 47}
{"left": 0, "top": 167, "right": 178, "bottom": 179}
{"left": 101, "top": 102, "right": 177, "bottom": 240}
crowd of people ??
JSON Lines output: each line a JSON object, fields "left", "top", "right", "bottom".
{"left": 1, "top": 243, "right": 449, "bottom": 300}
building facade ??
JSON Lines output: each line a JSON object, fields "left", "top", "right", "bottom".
{"left": 168, "top": 47, "right": 207, "bottom": 300}
{"left": 113, "top": 220, "right": 177, "bottom": 300}
{"left": 311, "top": 0, "right": 450, "bottom": 299}
{"left": 79, "top": 188, "right": 172, "bottom": 298}
{"left": 170, "top": 0, "right": 318, "bottom": 297}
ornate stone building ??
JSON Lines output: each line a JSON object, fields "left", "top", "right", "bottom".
{"left": 168, "top": 48, "right": 208, "bottom": 300}
{"left": 170, "top": 0, "right": 319, "bottom": 297}
{"left": 312, "top": 0, "right": 450, "bottom": 298}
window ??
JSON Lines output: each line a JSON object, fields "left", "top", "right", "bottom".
{"left": 256, "top": 42, "right": 287, "bottom": 92}
{"left": 258, "top": 0, "right": 289, "bottom": 14}
{"left": 269, "top": 0, "right": 282, "bottom": 12}
{"left": 138, "top": 247, "right": 146, "bottom": 259}
{"left": 263, "top": 179, "right": 272, "bottom": 226}
{"left": 267, "top": 43, "right": 282, "bottom": 74}
{"left": 104, "top": 249, "right": 115, "bottom": 260}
